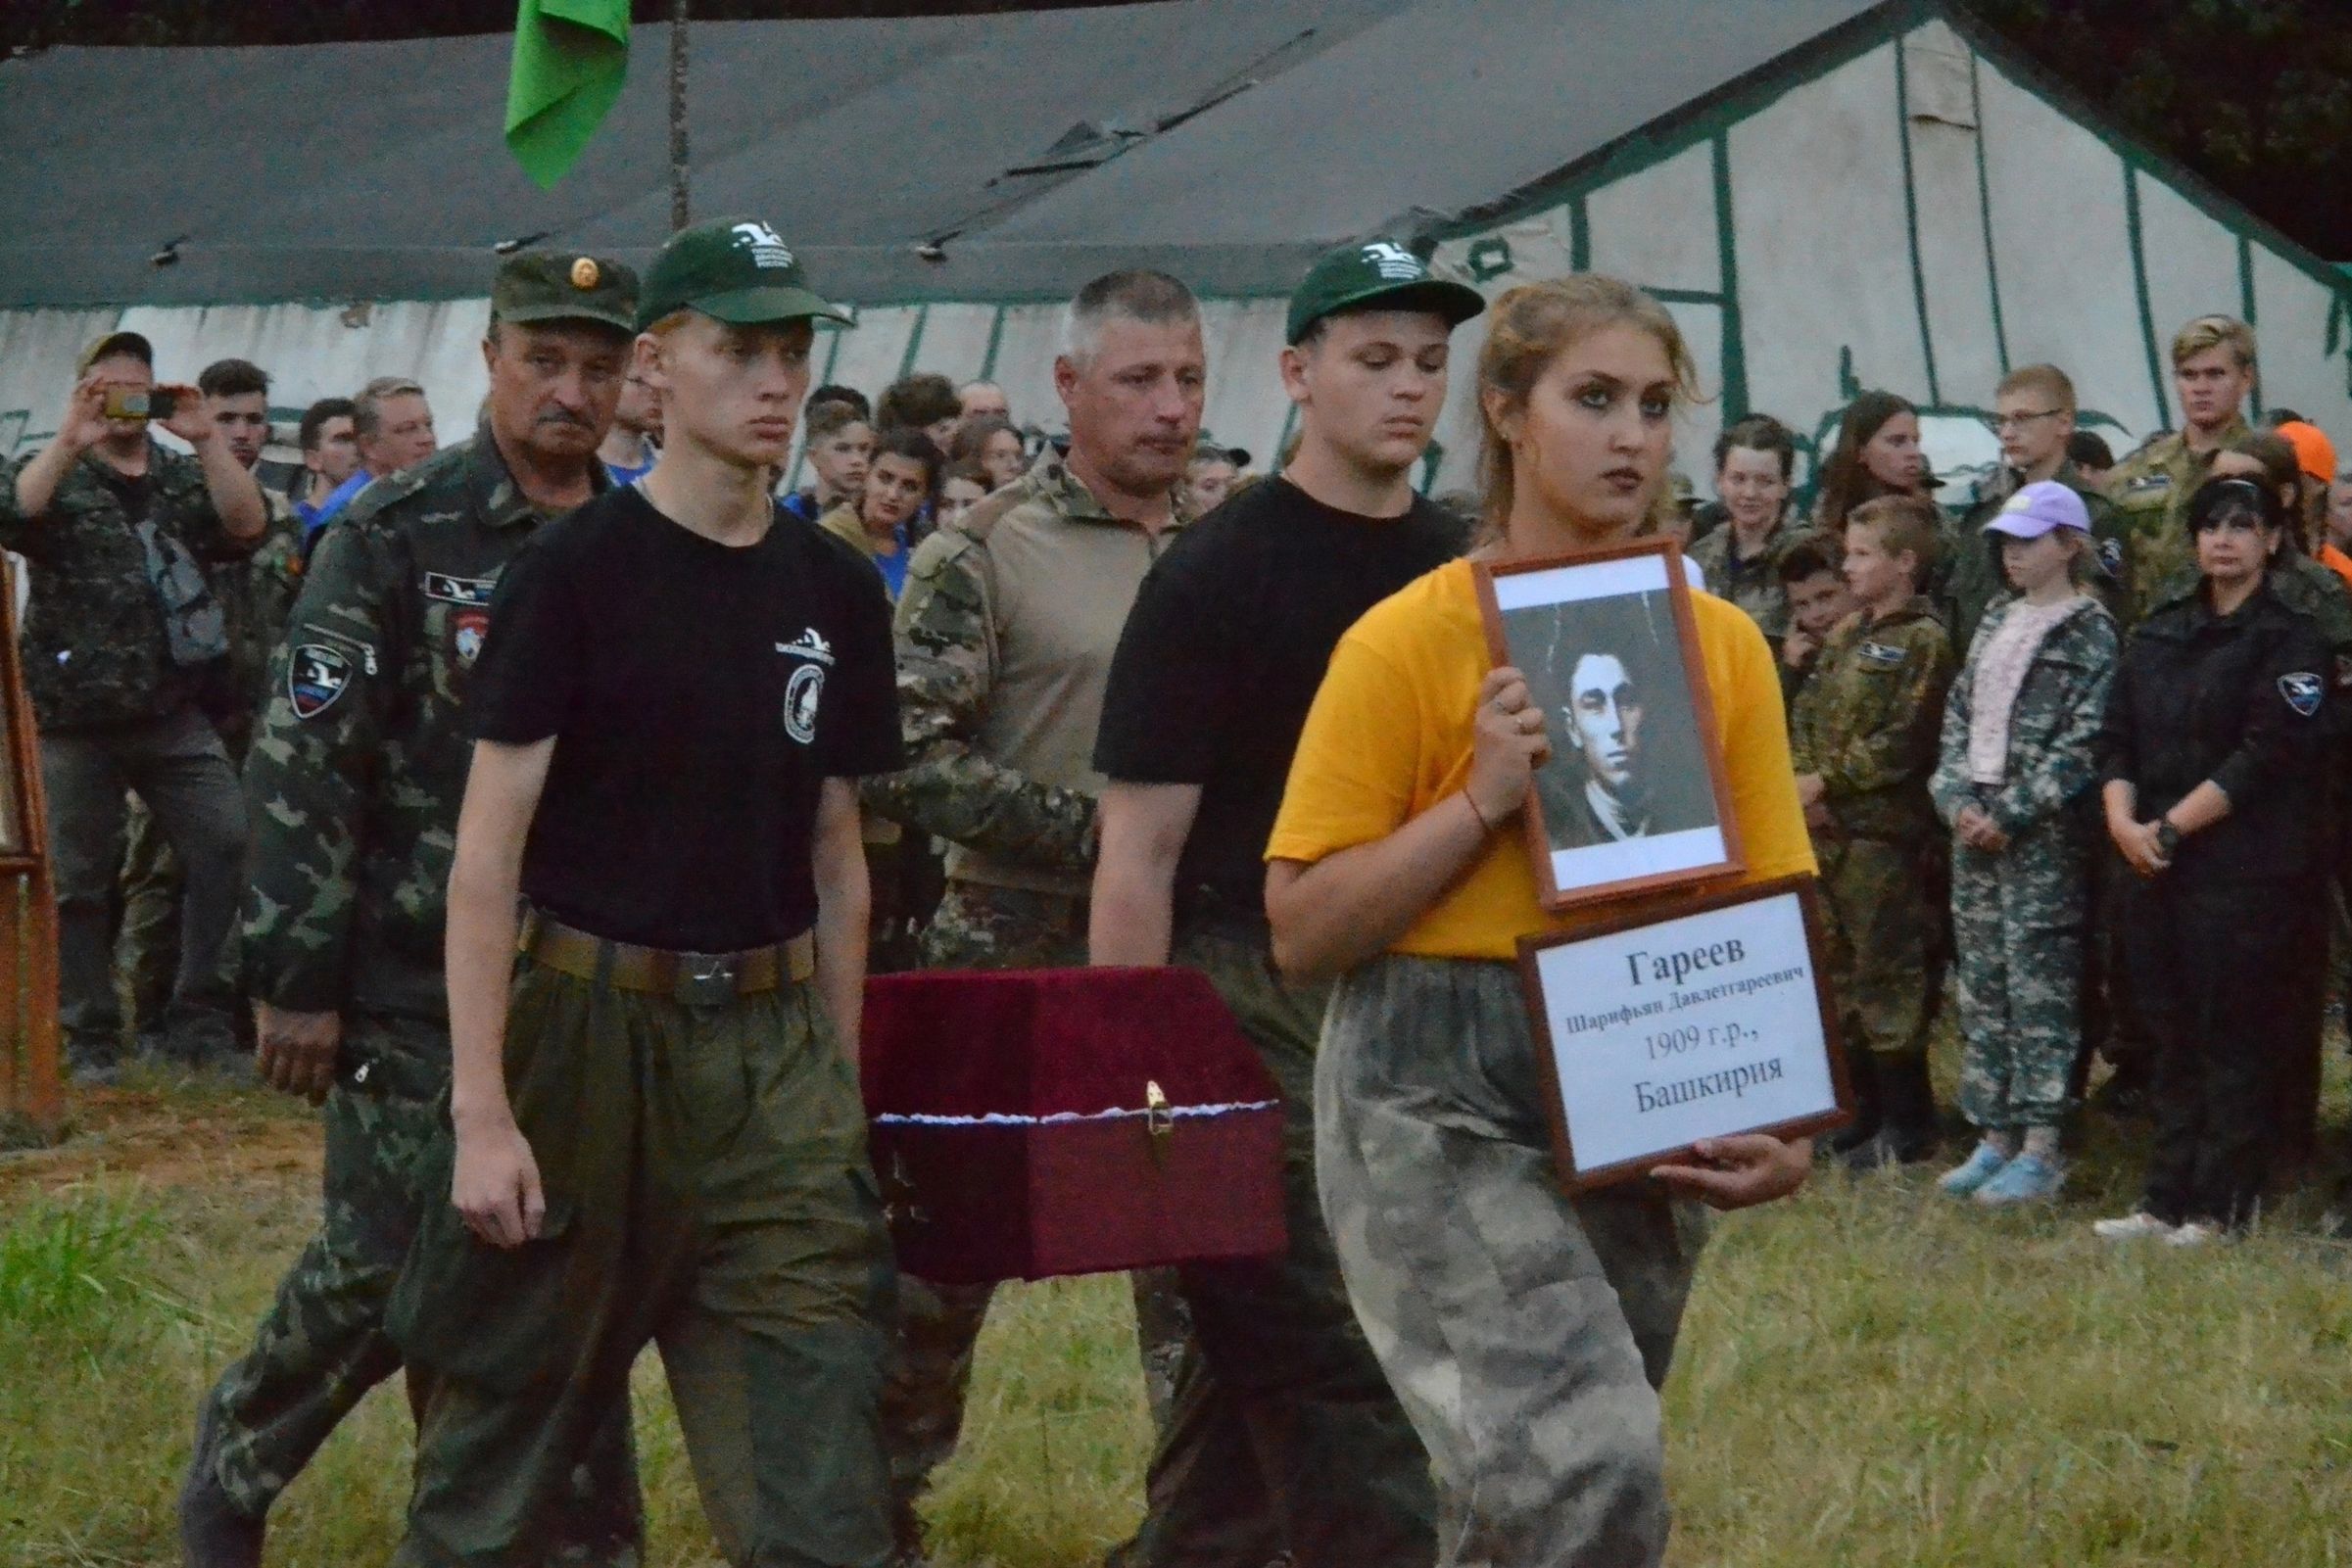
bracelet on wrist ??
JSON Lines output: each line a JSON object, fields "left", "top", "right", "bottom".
{"left": 1464, "top": 791, "right": 1498, "bottom": 834}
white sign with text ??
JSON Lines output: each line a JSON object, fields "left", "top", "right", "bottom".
{"left": 1524, "top": 886, "right": 1840, "bottom": 1182}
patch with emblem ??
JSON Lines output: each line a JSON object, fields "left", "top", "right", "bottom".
{"left": 2124, "top": 473, "right": 2172, "bottom": 495}
{"left": 453, "top": 609, "right": 490, "bottom": 669}
{"left": 570, "top": 257, "right": 600, "bottom": 289}
{"left": 2096, "top": 536, "right": 2125, "bottom": 576}
{"left": 288, "top": 643, "right": 355, "bottom": 720}
{"left": 776, "top": 627, "right": 836, "bottom": 665}
{"left": 421, "top": 572, "right": 497, "bottom": 606}
{"left": 2280, "top": 671, "right": 2324, "bottom": 717}
{"left": 785, "top": 662, "right": 825, "bottom": 744}
{"left": 1858, "top": 641, "right": 1907, "bottom": 669}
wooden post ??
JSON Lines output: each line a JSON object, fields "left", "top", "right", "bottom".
{"left": 669, "top": 0, "right": 690, "bottom": 232}
{"left": 0, "top": 554, "right": 61, "bottom": 1145}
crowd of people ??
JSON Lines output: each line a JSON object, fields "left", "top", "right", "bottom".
{"left": 3, "top": 210, "right": 2346, "bottom": 1568}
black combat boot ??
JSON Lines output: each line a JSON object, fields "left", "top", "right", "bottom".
{"left": 1841, "top": 1052, "right": 1940, "bottom": 1169}
{"left": 179, "top": 1395, "right": 264, "bottom": 1568}
{"left": 1822, "top": 1043, "right": 1880, "bottom": 1157}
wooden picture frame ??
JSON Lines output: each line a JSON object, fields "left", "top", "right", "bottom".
{"left": 1514, "top": 876, "right": 1850, "bottom": 1194}
{"left": 1474, "top": 540, "right": 1744, "bottom": 911}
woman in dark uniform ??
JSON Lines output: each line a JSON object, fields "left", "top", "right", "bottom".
{"left": 2093, "top": 476, "right": 2334, "bottom": 1247}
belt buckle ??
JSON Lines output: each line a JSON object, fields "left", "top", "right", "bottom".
{"left": 677, "top": 952, "right": 740, "bottom": 1008}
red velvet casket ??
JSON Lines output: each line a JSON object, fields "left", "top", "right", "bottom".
{"left": 860, "top": 967, "right": 1288, "bottom": 1284}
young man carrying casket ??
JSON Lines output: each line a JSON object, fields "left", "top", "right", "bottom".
{"left": 388, "top": 218, "right": 901, "bottom": 1566}
{"left": 1085, "top": 239, "right": 1486, "bottom": 1564}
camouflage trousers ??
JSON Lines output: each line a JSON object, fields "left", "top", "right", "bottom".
{"left": 880, "top": 880, "right": 1212, "bottom": 1563}
{"left": 1317, "top": 954, "right": 1708, "bottom": 1568}
{"left": 1950, "top": 813, "right": 2088, "bottom": 1130}
{"left": 390, "top": 964, "right": 891, "bottom": 1567}
{"left": 1814, "top": 834, "right": 1945, "bottom": 1059}
{"left": 1106, "top": 925, "right": 1435, "bottom": 1568}
{"left": 115, "top": 797, "right": 179, "bottom": 1039}
{"left": 198, "top": 1014, "right": 643, "bottom": 1558}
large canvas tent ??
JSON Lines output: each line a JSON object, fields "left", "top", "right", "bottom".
{"left": 4, "top": 0, "right": 2348, "bottom": 498}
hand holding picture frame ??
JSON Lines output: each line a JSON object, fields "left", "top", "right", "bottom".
{"left": 1474, "top": 540, "right": 1742, "bottom": 910}
{"left": 1516, "top": 877, "right": 1850, "bottom": 1192}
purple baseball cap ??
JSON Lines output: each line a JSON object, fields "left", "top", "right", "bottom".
{"left": 1986, "top": 480, "right": 2089, "bottom": 540}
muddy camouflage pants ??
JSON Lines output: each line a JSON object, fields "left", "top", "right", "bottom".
{"left": 1318, "top": 955, "right": 1708, "bottom": 1568}
{"left": 197, "top": 1013, "right": 643, "bottom": 1557}
{"left": 391, "top": 964, "right": 893, "bottom": 1567}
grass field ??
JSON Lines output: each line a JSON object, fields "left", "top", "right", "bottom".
{"left": 7, "top": 1062, "right": 2352, "bottom": 1567}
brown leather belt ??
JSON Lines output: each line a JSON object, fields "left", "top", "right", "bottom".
{"left": 520, "top": 909, "right": 815, "bottom": 1007}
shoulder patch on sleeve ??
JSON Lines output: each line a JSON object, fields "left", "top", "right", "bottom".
{"left": 287, "top": 643, "right": 355, "bottom": 720}
{"left": 2280, "top": 671, "right": 2324, "bottom": 717}
{"left": 1858, "top": 640, "right": 1908, "bottom": 669}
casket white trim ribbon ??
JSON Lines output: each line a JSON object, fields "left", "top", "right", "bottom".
{"left": 872, "top": 1099, "right": 1278, "bottom": 1126}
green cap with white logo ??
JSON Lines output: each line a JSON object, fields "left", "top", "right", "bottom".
{"left": 635, "top": 216, "right": 854, "bottom": 333}
{"left": 1284, "top": 239, "right": 1486, "bottom": 345}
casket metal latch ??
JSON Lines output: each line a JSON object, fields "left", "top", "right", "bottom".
{"left": 1144, "top": 1079, "right": 1174, "bottom": 1160}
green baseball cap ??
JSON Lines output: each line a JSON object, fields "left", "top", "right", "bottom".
{"left": 636, "top": 217, "right": 853, "bottom": 333}
{"left": 1285, "top": 239, "right": 1486, "bottom": 345}
{"left": 491, "top": 252, "right": 639, "bottom": 334}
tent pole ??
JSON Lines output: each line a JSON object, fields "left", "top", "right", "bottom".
{"left": 669, "top": 0, "right": 690, "bottom": 231}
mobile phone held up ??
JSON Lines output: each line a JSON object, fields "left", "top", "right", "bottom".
{"left": 103, "top": 388, "right": 176, "bottom": 421}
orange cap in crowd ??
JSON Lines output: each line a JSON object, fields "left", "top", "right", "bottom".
{"left": 2278, "top": 420, "right": 2336, "bottom": 484}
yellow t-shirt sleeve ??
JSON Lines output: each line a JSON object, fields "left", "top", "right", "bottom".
{"left": 1708, "top": 600, "right": 1817, "bottom": 885}
{"left": 1267, "top": 628, "right": 1419, "bottom": 866}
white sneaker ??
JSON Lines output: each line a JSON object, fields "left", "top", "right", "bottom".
{"left": 2165, "top": 1219, "right": 2228, "bottom": 1248}
{"left": 2092, "top": 1211, "right": 2178, "bottom": 1242}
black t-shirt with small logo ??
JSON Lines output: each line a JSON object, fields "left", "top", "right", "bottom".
{"left": 1093, "top": 476, "right": 1463, "bottom": 924}
{"left": 467, "top": 485, "right": 901, "bottom": 952}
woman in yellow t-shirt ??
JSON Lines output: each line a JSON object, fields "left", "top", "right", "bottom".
{"left": 1265, "top": 276, "right": 1818, "bottom": 1567}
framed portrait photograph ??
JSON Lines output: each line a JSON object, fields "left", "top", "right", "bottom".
{"left": 1516, "top": 877, "right": 1850, "bottom": 1193}
{"left": 1475, "top": 541, "right": 1742, "bottom": 910}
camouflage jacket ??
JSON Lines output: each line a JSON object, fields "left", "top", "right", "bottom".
{"left": 1789, "top": 595, "right": 1956, "bottom": 844}
{"left": 1684, "top": 511, "right": 1812, "bottom": 641}
{"left": 1945, "top": 459, "right": 2121, "bottom": 655}
{"left": 864, "top": 449, "right": 1190, "bottom": 898}
{"left": 211, "top": 488, "right": 303, "bottom": 744}
{"left": 242, "top": 433, "right": 587, "bottom": 1022}
{"left": 1930, "top": 594, "right": 2118, "bottom": 835}
{"left": 2104, "top": 416, "right": 2249, "bottom": 628}
{"left": 0, "top": 438, "right": 253, "bottom": 731}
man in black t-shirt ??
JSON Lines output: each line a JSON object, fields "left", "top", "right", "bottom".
{"left": 388, "top": 218, "right": 902, "bottom": 1568}
{"left": 1088, "top": 240, "right": 1484, "bottom": 1567}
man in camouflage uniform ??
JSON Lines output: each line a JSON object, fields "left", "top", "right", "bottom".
{"left": 2104, "top": 316, "right": 2258, "bottom": 627}
{"left": 116, "top": 357, "right": 306, "bottom": 1059}
{"left": 1791, "top": 497, "right": 1957, "bottom": 1167}
{"left": 176, "top": 255, "right": 647, "bottom": 1568}
{"left": 0, "top": 330, "right": 267, "bottom": 1082}
{"left": 1945, "top": 363, "right": 2121, "bottom": 655}
{"left": 866, "top": 269, "right": 1278, "bottom": 1566}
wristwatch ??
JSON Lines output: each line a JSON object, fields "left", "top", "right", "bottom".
{"left": 2152, "top": 820, "right": 2182, "bottom": 857}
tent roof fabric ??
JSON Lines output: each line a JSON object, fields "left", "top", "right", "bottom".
{"left": 0, "top": 0, "right": 1886, "bottom": 309}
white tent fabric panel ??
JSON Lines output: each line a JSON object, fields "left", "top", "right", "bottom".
{"left": 1899, "top": 34, "right": 2003, "bottom": 409}
{"left": 1729, "top": 44, "right": 1934, "bottom": 438}
{"left": 897, "top": 303, "right": 1001, "bottom": 388}
{"left": 2136, "top": 177, "right": 2248, "bottom": 417}
{"left": 1195, "top": 299, "right": 1292, "bottom": 465}
{"left": 1585, "top": 141, "right": 1720, "bottom": 298}
{"left": 0, "top": 307, "right": 116, "bottom": 459}
{"left": 1658, "top": 300, "right": 1728, "bottom": 489}
{"left": 1973, "top": 68, "right": 2158, "bottom": 440}
{"left": 2246, "top": 250, "right": 2351, "bottom": 430}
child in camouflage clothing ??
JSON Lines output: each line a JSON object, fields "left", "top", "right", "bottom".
{"left": 1930, "top": 483, "right": 2118, "bottom": 1203}
{"left": 1789, "top": 496, "right": 1958, "bottom": 1166}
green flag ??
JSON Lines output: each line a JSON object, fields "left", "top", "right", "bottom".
{"left": 504, "top": 0, "right": 632, "bottom": 189}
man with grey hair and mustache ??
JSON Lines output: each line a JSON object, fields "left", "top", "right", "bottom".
{"left": 179, "top": 251, "right": 647, "bottom": 1567}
